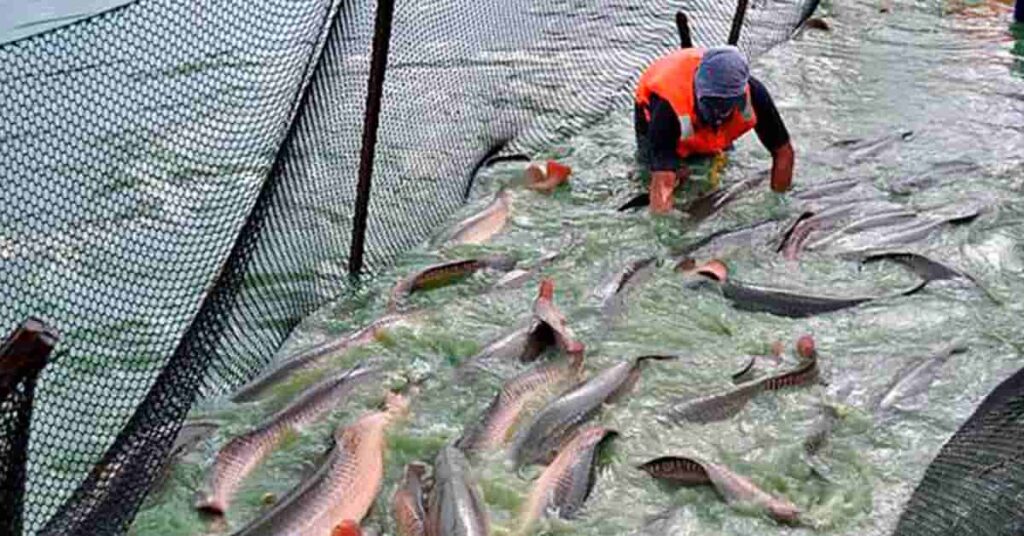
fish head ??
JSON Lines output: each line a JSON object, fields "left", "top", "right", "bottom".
{"left": 331, "top": 520, "right": 362, "bottom": 536}
{"left": 545, "top": 160, "right": 572, "bottom": 186}
{"left": 384, "top": 391, "right": 411, "bottom": 418}
{"left": 538, "top": 278, "right": 555, "bottom": 301}
{"left": 524, "top": 162, "right": 546, "bottom": 186}
{"left": 767, "top": 500, "right": 802, "bottom": 524}
{"left": 796, "top": 335, "right": 816, "bottom": 360}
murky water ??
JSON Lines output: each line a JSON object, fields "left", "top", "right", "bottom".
{"left": 132, "top": 0, "right": 1024, "bottom": 534}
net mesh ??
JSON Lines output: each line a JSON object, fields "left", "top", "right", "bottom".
{"left": 0, "top": 0, "right": 816, "bottom": 533}
{"left": 894, "top": 366, "right": 1024, "bottom": 536}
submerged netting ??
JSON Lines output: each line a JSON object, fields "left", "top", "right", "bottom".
{"left": 0, "top": 0, "right": 817, "bottom": 534}
{"left": 894, "top": 365, "right": 1024, "bottom": 536}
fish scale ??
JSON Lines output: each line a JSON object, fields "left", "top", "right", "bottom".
{"left": 197, "top": 366, "right": 378, "bottom": 515}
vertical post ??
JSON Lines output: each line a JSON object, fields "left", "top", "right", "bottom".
{"left": 349, "top": 0, "right": 397, "bottom": 277}
{"left": 727, "top": 0, "right": 749, "bottom": 46}
{"left": 0, "top": 317, "right": 58, "bottom": 536}
{"left": 1015, "top": 0, "right": 1022, "bottom": 24}
{"left": 675, "top": 11, "right": 694, "bottom": 48}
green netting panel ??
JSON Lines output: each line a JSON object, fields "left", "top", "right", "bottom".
{"left": 894, "top": 366, "right": 1024, "bottom": 536}
{"left": 0, "top": 0, "right": 818, "bottom": 534}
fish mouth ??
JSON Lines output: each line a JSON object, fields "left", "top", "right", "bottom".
{"left": 676, "top": 258, "right": 729, "bottom": 283}
{"left": 194, "top": 494, "right": 227, "bottom": 517}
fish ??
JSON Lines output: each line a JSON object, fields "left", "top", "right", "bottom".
{"left": 234, "top": 392, "right": 409, "bottom": 535}
{"left": 829, "top": 205, "right": 981, "bottom": 255}
{"left": 388, "top": 255, "right": 518, "bottom": 311}
{"left": 493, "top": 252, "right": 559, "bottom": 290}
{"left": 791, "top": 177, "right": 865, "bottom": 201}
{"left": 887, "top": 158, "right": 981, "bottom": 195}
{"left": 680, "top": 173, "right": 767, "bottom": 224}
{"left": 593, "top": 257, "right": 658, "bottom": 317}
{"left": 778, "top": 214, "right": 819, "bottom": 261}
{"left": 617, "top": 172, "right": 765, "bottom": 217}
{"left": 519, "top": 426, "right": 617, "bottom": 530}
{"left": 232, "top": 313, "right": 414, "bottom": 402}
{"left": 511, "top": 355, "right": 674, "bottom": 467}
{"left": 197, "top": 365, "right": 379, "bottom": 515}
{"left": 674, "top": 218, "right": 783, "bottom": 260}
{"left": 730, "top": 342, "right": 784, "bottom": 384}
{"left": 801, "top": 210, "right": 919, "bottom": 252}
{"left": 457, "top": 351, "right": 585, "bottom": 453}
{"left": 638, "top": 456, "right": 801, "bottom": 523}
{"left": 392, "top": 463, "right": 428, "bottom": 536}
{"left": 871, "top": 340, "right": 966, "bottom": 413}
{"left": 681, "top": 259, "right": 932, "bottom": 318}
{"left": 425, "top": 444, "right": 490, "bottom": 536}
{"left": 831, "top": 129, "right": 913, "bottom": 164}
{"left": 859, "top": 250, "right": 998, "bottom": 303}
{"left": 447, "top": 188, "right": 511, "bottom": 245}
{"left": 663, "top": 345, "right": 818, "bottom": 425}
{"left": 457, "top": 279, "right": 580, "bottom": 378}
{"left": 456, "top": 321, "right": 555, "bottom": 379}
{"left": 532, "top": 279, "right": 585, "bottom": 355}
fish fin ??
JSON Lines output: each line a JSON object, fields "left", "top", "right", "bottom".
{"left": 618, "top": 192, "right": 650, "bottom": 211}
{"left": 731, "top": 357, "right": 756, "bottom": 384}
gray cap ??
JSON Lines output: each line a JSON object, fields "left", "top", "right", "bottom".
{"left": 695, "top": 46, "right": 750, "bottom": 99}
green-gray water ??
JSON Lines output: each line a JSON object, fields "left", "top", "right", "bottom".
{"left": 133, "top": 0, "right": 1024, "bottom": 534}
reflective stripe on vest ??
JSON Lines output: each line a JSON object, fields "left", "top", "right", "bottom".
{"left": 636, "top": 48, "right": 757, "bottom": 158}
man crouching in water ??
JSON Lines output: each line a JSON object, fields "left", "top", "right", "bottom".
{"left": 635, "top": 45, "right": 795, "bottom": 213}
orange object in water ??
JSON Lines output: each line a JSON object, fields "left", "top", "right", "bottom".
{"left": 796, "top": 335, "right": 816, "bottom": 359}
{"left": 332, "top": 520, "right": 362, "bottom": 536}
{"left": 537, "top": 278, "right": 555, "bottom": 301}
{"left": 545, "top": 160, "right": 572, "bottom": 185}
{"left": 696, "top": 259, "right": 729, "bottom": 282}
{"left": 636, "top": 48, "right": 757, "bottom": 158}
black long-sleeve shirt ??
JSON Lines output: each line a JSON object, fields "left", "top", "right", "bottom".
{"left": 644, "top": 76, "right": 790, "bottom": 171}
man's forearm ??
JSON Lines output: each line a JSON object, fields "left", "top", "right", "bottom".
{"left": 770, "top": 142, "right": 794, "bottom": 193}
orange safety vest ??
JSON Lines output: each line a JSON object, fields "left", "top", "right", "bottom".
{"left": 636, "top": 48, "right": 757, "bottom": 158}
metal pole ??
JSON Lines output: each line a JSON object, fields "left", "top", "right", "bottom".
{"left": 0, "top": 317, "right": 58, "bottom": 536}
{"left": 727, "top": 0, "right": 749, "bottom": 46}
{"left": 349, "top": 0, "right": 396, "bottom": 277}
{"left": 675, "top": 11, "right": 694, "bottom": 48}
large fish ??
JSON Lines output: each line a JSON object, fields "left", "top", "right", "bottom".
{"left": 871, "top": 340, "right": 966, "bottom": 413}
{"left": 388, "top": 255, "right": 517, "bottom": 311}
{"left": 662, "top": 338, "right": 818, "bottom": 425}
{"left": 638, "top": 455, "right": 801, "bottom": 523}
{"left": 680, "top": 173, "right": 767, "bottom": 224}
{"left": 680, "top": 259, "right": 932, "bottom": 318}
{"left": 457, "top": 351, "right": 585, "bottom": 453}
{"left": 234, "top": 392, "right": 409, "bottom": 536}
{"left": 859, "top": 250, "right": 998, "bottom": 303}
{"left": 887, "top": 158, "right": 980, "bottom": 195}
{"left": 617, "top": 172, "right": 765, "bottom": 219}
{"left": 674, "top": 218, "right": 784, "bottom": 260}
{"left": 519, "top": 426, "right": 616, "bottom": 530}
{"left": 510, "top": 355, "right": 674, "bottom": 467}
{"left": 392, "top": 463, "right": 428, "bottom": 536}
{"left": 592, "top": 257, "right": 658, "bottom": 317}
{"left": 827, "top": 205, "right": 981, "bottom": 255}
{"left": 447, "top": 188, "right": 512, "bottom": 245}
{"left": 456, "top": 280, "right": 579, "bottom": 378}
{"left": 829, "top": 129, "right": 913, "bottom": 164}
{"left": 801, "top": 209, "right": 919, "bottom": 252}
{"left": 425, "top": 444, "right": 490, "bottom": 536}
{"left": 533, "top": 279, "right": 584, "bottom": 355}
{"left": 197, "top": 365, "right": 379, "bottom": 515}
{"left": 233, "top": 313, "right": 414, "bottom": 402}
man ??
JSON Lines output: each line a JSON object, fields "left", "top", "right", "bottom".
{"left": 635, "top": 45, "right": 795, "bottom": 213}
